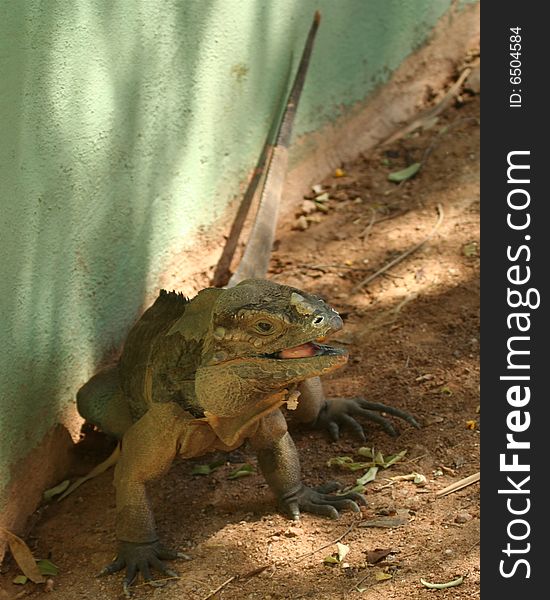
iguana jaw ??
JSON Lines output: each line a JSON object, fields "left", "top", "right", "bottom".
{"left": 265, "top": 341, "right": 346, "bottom": 360}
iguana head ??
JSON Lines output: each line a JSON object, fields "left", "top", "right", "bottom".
{"left": 196, "top": 279, "right": 348, "bottom": 416}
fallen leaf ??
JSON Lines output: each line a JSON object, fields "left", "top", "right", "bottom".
{"left": 424, "top": 415, "right": 444, "bottom": 425}
{"left": 357, "top": 447, "right": 375, "bottom": 459}
{"left": 37, "top": 559, "right": 59, "bottom": 576}
{"left": 365, "top": 548, "right": 393, "bottom": 564}
{"left": 375, "top": 570, "right": 393, "bottom": 582}
{"left": 356, "top": 466, "right": 379, "bottom": 486}
{"left": 336, "top": 542, "right": 350, "bottom": 562}
{"left": 462, "top": 241, "right": 479, "bottom": 257}
{"left": 388, "top": 162, "right": 421, "bottom": 182}
{"left": 420, "top": 575, "right": 464, "bottom": 589}
{"left": 43, "top": 480, "right": 70, "bottom": 502}
{"left": 413, "top": 473, "right": 427, "bottom": 486}
{"left": 381, "top": 450, "right": 407, "bottom": 468}
{"left": 191, "top": 464, "right": 213, "bottom": 476}
{"left": 390, "top": 472, "right": 427, "bottom": 486}
{"left": 415, "top": 373, "right": 434, "bottom": 382}
{"left": 12, "top": 575, "right": 28, "bottom": 585}
{"left": 334, "top": 168, "right": 346, "bottom": 177}
{"left": 0, "top": 528, "right": 44, "bottom": 584}
{"left": 327, "top": 456, "right": 371, "bottom": 472}
{"left": 323, "top": 542, "right": 349, "bottom": 565}
{"left": 227, "top": 464, "right": 255, "bottom": 479}
{"left": 359, "top": 509, "right": 410, "bottom": 529}
{"left": 191, "top": 460, "right": 224, "bottom": 476}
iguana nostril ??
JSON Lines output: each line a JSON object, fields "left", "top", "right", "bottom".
{"left": 328, "top": 313, "right": 343, "bottom": 331}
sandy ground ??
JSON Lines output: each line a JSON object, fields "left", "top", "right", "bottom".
{"left": 1, "top": 89, "right": 480, "bottom": 600}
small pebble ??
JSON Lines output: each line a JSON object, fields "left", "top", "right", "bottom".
{"left": 455, "top": 511, "right": 473, "bottom": 524}
{"left": 294, "top": 215, "right": 309, "bottom": 231}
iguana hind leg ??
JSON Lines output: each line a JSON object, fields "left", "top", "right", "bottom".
{"left": 57, "top": 367, "right": 134, "bottom": 501}
{"left": 76, "top": 366, "right": 133, "bottom": 439}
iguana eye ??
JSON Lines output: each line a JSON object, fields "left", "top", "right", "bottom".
{"left": 255, "top": 321, "right": 274, "bottom": 334}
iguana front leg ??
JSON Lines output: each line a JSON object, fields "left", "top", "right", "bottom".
{"left": 250, "top": 409, "right": 366, "bottom": 519}
{"left": 102, "top": 403, "right": 191, "bottom": 592}
{"left": 294, "top": 377, "right": 421, "bottom": 441}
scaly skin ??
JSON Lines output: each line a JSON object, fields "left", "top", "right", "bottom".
{"left": 77, "top": 279, "right": 366, "bottom": 589}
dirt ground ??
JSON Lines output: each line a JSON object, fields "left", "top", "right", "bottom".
{"left": 0, "top": 90, "right": 480, "bottom": 599}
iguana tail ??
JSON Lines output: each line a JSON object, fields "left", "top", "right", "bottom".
{"left": 227, "top": 11, "right": 321, "bottom": 287}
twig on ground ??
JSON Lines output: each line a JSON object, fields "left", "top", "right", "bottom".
{"left": 347, "top": 571, "right": 374, "bottom": 594}
{"left": 201, "top": 575, "right": 236, "bottom": 600}
{"left": 200, "top": 565, "right": 270, "bottom": 600}
{"left": 352, "top": 204, "right": 444, "bottom": 292}
{"left": 359, "top": 209, "right": 410, "bottom": 241}
{"left": 133, "top": 575, "right": 181, "bottom": 589}
{"left": 294, "top": 521, "right": 358, "bottom": 562}
{"left": 359, "top": 207, "right": 377, "bottom": 242}
{"left": 436, "top": 472, "right": 480, "bottom": 497}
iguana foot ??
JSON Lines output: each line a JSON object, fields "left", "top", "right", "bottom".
{"left": 315, "top": 397, "right": 421, "bottom": 441}
{"left": 279, "top": 482, "right": 366, "bottom": 520}
{"left": 99, "top": 541, "right": 190, "bottom": 596}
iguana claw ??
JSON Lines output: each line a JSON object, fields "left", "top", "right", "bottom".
{"left": 99, "top": 540, "right": 189, "bottom": 595}
{"left": 315, "top": 397, "right": 421, "bottom": 441}
{"left": 279, "top": 482, "right": 367, "bottom": 520}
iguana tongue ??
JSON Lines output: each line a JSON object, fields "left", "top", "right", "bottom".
{"left": 278, "top": 342, "right": 317, "bottom": 359}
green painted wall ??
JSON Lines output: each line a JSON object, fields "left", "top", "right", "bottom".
{"left": 0, "top": 0, "right": 461, "bottom": 512}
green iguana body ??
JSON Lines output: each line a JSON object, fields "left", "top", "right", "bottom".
{"left": 74, "top": 12, "right": 419, "bottom": 592}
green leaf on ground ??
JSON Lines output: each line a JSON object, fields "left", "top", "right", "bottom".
{"left": 227, "top": 464, "right": 256, "bottom": 479}
{"left": 37, "top": 559, "right": 59, "bottom": 576}
{"left": 43, "top": 480, "right": 71, "bottom": 502}
{"left": 356, "top": 466, "right": 379, "bottom": 486}
{"left": 388, "top": 162, "right": 421, "bottom": 182}
{"left": 191, "top": 460, "right": 225, "bottom": 476}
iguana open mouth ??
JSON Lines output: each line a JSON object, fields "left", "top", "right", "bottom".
{"left": 267, "top": 341, "right": 345, "bottom": 360}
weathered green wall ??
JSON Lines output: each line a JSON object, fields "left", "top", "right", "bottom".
{"left": 0, "top": 0, "right": 468, "bottom": 523}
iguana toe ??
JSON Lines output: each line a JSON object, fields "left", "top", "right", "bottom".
{"left": 316, "top": 397, "right": 420, "bottom": 440}
{"left": 280, "top": 483, "right": 367, "bottom": 520}
{"left": 100, "top": 540, "right": 188, "bottom": 595}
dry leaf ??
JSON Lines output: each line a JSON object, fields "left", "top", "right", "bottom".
{"left": 365, "top": 548, "right": 393, "bottom": 564}
{"left": 0, "top": 527, "right": 44, "bottom": 583}
{"left": 359, "top": 509, "right": 410, "bottom": 529}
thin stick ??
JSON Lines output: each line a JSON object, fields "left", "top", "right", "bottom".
{"left": 294, "top": 521, "right": 357, "bottom": 562}
{"left": 201, "top": 575, "right": 236, "bottom": 600}
{"left": 200, "top": 565, "right": 270, "bottom": 600}
{"left": 352, "top": 204, "right": 444, "bottom": 292}
{"left": 347, "top": 571, "right": 373, "bottom": 594}
{"left": 359, "top": 207, "right": 377, "bottom": 242}
{"left": 436, "top": 472, "right": 480, "bottom": 497}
